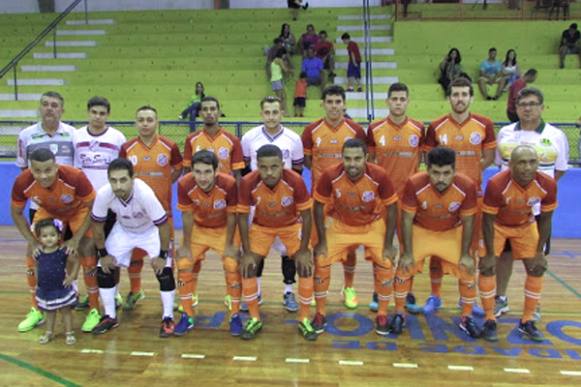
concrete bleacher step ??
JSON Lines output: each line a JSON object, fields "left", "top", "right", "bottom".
{"left": 56, "top": 30, "right": 106, "bottom": 36}
{"left": 0, "top": 110, "right": 36, "bottom": 118}
{"left": 0, "top": 126, "right": 24, "bottom": 135}
{"left": 346, "top": 92, "right": 389, "bottom": 100}
{"left": 33, "top": 52, "right": 87, "bottom": 59}
{"left": 65, "top": 19, "right": 115, "bottom": 25}
{"left": 0, "top": 93, "right": 42, "bottom": 101}
{"left": 346, "top": 108, "right": 388, "bottom": 119}
{"left": 21, "top": 65, "right": 77, "bottom": 72}
{"left": 336, "top": 62, "right": 397, "bottom": 69}
{"left": 44, "top": 40, "right": 97, "bottom": 47}
{"left": 337, "top": 25, "right": 391, "bottom": 32}
{"left": 7, "top": 79, "right": 65, "bottom": 86}
{"left": 337, "top": 48, "right": 395, "bottom": 56}
{"left": 338, "top": 15, "right": 391, "bottom": 20}
{"left": 335, "top": 36, "right": 392, "bottom": 44}
{"left": 335, "top": 76, "right": 398, "bottom": 85}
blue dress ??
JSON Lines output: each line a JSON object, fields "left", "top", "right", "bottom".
{"left": 35, "top": 248, "right": 77, "bottom": 311}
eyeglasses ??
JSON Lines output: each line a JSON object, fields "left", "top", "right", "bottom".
{"left": 516, "top": 102, "right": 542, "bottom": 108}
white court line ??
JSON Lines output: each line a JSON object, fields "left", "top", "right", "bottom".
{"left": 130, "top": 351, "right": 156, "bottom": 357}
{"left": 286, "top": 358, "right": 310, "bottom": 364}
{"left": 233, "top": 356, "right": 257, "bottom": 362}
{"left": 393, "top": 363, "right": 418, "bottom": 369}
{"left": 504, "top": 368, "right": 530, "bottom": 374}
{"left": 181, "top": 353, "right": 206, "bottom": 359}
{"left": 339, "top": 360, "right": 364, "bottom": 366}
{"left": 80, "top": 349, "right": 103, "bottom": 354}
{"left": 448, "top": 365, "right": 474, "bottom": 371}
{"left": 560, "top": 370, "right": 581, "bottom": 376}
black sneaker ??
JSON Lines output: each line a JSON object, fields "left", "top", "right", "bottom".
{"left": 458, "top": 316, "right": 482, "bottom": 338}
{"left": 92, "top": 315, "right": 119, "bottom": 335}
{"left": 518, "top": 320, "right": 544, "bottom": 342}
{"left": 388, "top": 313, "right": 405, "bottom": 335}
{"left": 481, "top": 319, "right": 498, "bottom": 342}
{"left": 375, "top": 315, "right": 390, "bottom": 336}
{"left": 240, "top": 317, "right": 263, "bottom": 340}
{"left": 311, "top": 312, "right": 327, "bottom": 334}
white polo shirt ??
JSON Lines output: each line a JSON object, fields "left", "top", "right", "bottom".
{"left": 16, "top": 121, "right": 75, "bottom": 168}
{"left": 241, "top": 125, "right": 304, "bottom": 170}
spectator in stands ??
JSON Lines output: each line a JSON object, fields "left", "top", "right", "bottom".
{"left": 271, "top": 50, "right": 291, "bottom": 116}
{"left": 279, "top": 23, "right": 296, "bottom": 56}
{"left": 477, "top": 47, "right": 506, "bottom": 100}
{"left": 314, "top": 30, "right": 336, "bottom": 82}
{"left": 342, "top": 33, "right": 362, "bottom": 92}
{"left": 265, "top": 38, "right": 286, "bottom": 80}
{"left": 287, "top": 0, "right": 308, "bottom": 21}
{"left": 294, "top": 72, "right": 308, "bottom": 117}
{"left": 559, "top": 23, "right": 580, "bottom": 68}
{"left": 298, "top": 24, "right": 319, "bottom": 56}
{"left": 179, "top": 81, "right": 205, "bottom": 132}
{"left": 506, "top": 68, "right": 537, "bottom": 122}
{"left": 438, "top": 48, "right": 463, "bottom": 96}
{"left": 301, "top": 46, "right": 325, "bottom": 95}
{"left": 501, "top": 49, "right": 521, "bottom": 87}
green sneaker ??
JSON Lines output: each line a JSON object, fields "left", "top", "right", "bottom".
{"left": 298, "top": 318, "right": 318, "bottom": 341}
{"left": 224, "top": 294, "right": 232, "bottom": 311}
{"left": 81, "top": 308, "right": 102, "bottom": 332}
{"left": 74, "top": 294, "right": 89, "bottom": 310}
{"left": 115, "top": 293, "right": 124, "bottom": 310}
{"left": 18, "top": 307, "right": 45, "bottom": 332}
{"left": 240, "top": 317, "right": 263, "bottom": 340}
{"left": 123, "top": 290, "right": 145, "bottom": 311}
{"left": 342, "top": 287, "right": 359, "bottom": 309}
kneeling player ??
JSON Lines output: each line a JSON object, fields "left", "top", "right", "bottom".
{"left": 175, "top": 150, "right": 242, "bottom": 336}
{"left": 394, "top": 147, "right": 481, "bottom": 338}
{"left": 238, "top": 144, "right": 316, "bottom": 340}
{"left": 91, "top": 158, "right": 176, "bottom": 337}
{"left": 479, "top": 145, "right": 556, "bottom": 342}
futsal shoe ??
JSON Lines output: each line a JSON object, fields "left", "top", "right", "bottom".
{"left": 159, "top": 317, "right": 176, "bottom": 338}
{"left": 173, "top": 312, "right": 194, "bottom": 336}
{"left": 375, "top": 315, "right": 390, "bottom": 336}
{"left": 342, "top": 287, "right": 359, "bottom": 309}
{"left": 81, "top": 308, "right": 102, "bottom": 332}
{"left": 17, "top": 307, "right": 45, "bottom": 332}
{"left": 123, "top": 290, "right": 145, "bottom": 311}
{"left": 240, "top": 317, "right": 263, "bottom": 340}
{"left": 283, "top": 292, "right": 299, "bottom": 312}
{"left": 368, "top": 292, "right": 379, "bottom": 312}
{"left": 92, "top": 315, "right": 119, "bottom": 335}
{"left": 494, "top": 296, "right": 510, "bottom": 317}
{"left": 388, "top": 313, "right": 406, "bottom": 335}
{"left": 422, "top": 295, "right": 442, "bottom": 315}
{"left": 311, "top": 312, "right": 327, "bottom": 334}
{"left": 458, "top": 316, "right": 482, "bottom": 339}
{"left": 405, "top": 292, "right": 421, "bottom": 314}
{"left": 229, "top": 314, "right": 243, "bottom": 336}
{"left": 481, "top": 320, "right": 499, "bottom": 342}
{"left": 298, "top": 318, "right": 318, "bottom": 341}
{"left": 518, "top": 320, "right": 545, "bottom": 342}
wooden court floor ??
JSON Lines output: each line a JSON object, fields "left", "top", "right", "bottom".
{"left": 1, "top": 225, "right": 580, "bottom": 387}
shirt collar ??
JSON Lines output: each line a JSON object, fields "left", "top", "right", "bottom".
{"left": 515, "top": 119, "right": 545, "bottom": 134}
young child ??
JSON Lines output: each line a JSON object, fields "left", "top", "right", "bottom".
{"left": 293, "top": 72, "right": 308, "bottom": 117}
{"left": 341, "top": 33, "right": 362, "bottom": 92}
{"left": 34, "top": 218, "right": 79, "bottom": 345}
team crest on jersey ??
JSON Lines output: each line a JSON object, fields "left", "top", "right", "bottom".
{"left": 49, "top": 144, "right": 59, "bottom": 154}
{"left": 393, "top": 135, "right": 401, "bottom": 142}
{"left": 213, "top": 199, "right": 227, "bottom": 209}
{"left": 192, "top": 199, "right": 200, "bottom": 206}
{"left": 330, "top": 139, "right": 338, "bottom": 145}
{"left": 218, "top": 147, "right": 229, "bottom": 160}
{"left": 157, "top": 154, "right": 169, "bottom": 167}
{"left": 281, "top": 196, "right": 294, "bottom": 207}
{"left": 283, "top": 149, "right": 290, "bottom": 160}
{"left": 408, "top": 134, "right": 419, "bottom": 148}
{"left": 527, "top": 197, "right": 541, "bottom": 207}
{"left": 315, "top": 137, "right": 322, "bottom": 147}
{"left": 133, "top": 211, "right": 144, "bottom": 219}
{"left": 129, "top": 155, "right": 138, "bottom": 165}
{"left": 448, "top": 201, "right": 461, "bottom": 212}
{"left": 361, "top": 191, "right": 375, "bottom": 202}
{"left": 60, "top": 194, "right": 73, "bottom": 204}
{"left": 469, "top": 132, "right": 482, "bottom": 145}
{"left": 335, "top": 188, "right": 341, "bottom": 198}
{"left": 421, "top": 201, "right": 428, "bottom": 210}
{"left": 89, "top": 140, "right": 100, "bottom": 151}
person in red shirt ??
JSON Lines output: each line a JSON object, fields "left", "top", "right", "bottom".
{"left": 314, "top": 30, "right": 336, "bottom": 81}
{"left": 506, "top": 69, "right": 537, "bottom": 122}
{"left": 312, "top": 139, "right": 398, "bottom": 336}
{"left": 479, "top": 145, "right": 557, "bottom": 343}
{"left": 341, "top": 33, "right": 362, "bottom": 92}
{"left": 293, "top": 71, "right": 308, "bottom": 117}
{"left": 238, "top": 144, "right": 316, "bottom": 341}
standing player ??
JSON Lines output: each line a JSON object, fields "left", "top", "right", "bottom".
{"left": 238, "top": 145, "right": 316, "bottom": 341}
{"left": 479, "top": 146, "right": 557, "bottom": 342}
{"left": 241, "top": 96, "right": 304, "bottom": 312}
{"left": 494, "top": 87, "right": 568, "bottom": 320}
{"left": 366, "top": 82, "right": 424, "bottom": 312}
{"left": 91, "top": 158, "right": 176, "bottom": 337}
{"left": 11, "top": 149, "right": 100, "bottom": 333}
{"left": 393, "top": 147, "right": 481, "bottom": 338}
{"left": 119, "top": 106, "right": 183, "bottom": 310}
{"left": 312, "top": 139, "right": 398, "bottom": 335}
{"left": 302, "top": 85, "right": 367, "bottom": 309}
{"left": 174, "top": 150, "right": 243, "bottom": 336}
{"left": 423, "top": 77, "right": 496, "bottom": 314}
{"left": 14, "top": 91, "right": 77, "bottom": 332}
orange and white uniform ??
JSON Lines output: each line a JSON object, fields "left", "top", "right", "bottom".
{"left": 183, "top": 128, "right": 244, "bottom": 175}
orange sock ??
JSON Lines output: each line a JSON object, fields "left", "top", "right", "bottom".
{"left": 429, "top": 257, "right": 443, "bottom": 297}
{"left": 242, "top": 277, "right": 260, "bottom": 320}
{"left": 128, "top": 249, "right": 145, "bottom": 293}
{"left": 223, "top": 257, "right": 241, "bottom": 314}
{"left": 394, "top": 269, "right": 412, "bottom": 314}
{"left": 26, "top": 256, "right": 38, "bottom": 307}
{"left": 343, "top": 251, "right": 356, "bottom": 288}
{"left": 314, "top": 265, "right": 331, "bottom": 316}
{"left": 523, "top": 275, "right": 543, "bottom": 322}
{"left": 458, "top": 273, "right": 476, "bottom": 317}
{"left": 479, "top": 275, "right": 496, "bottom": 320}
{"left": 81, "top": 256, "right": 99, "bottom": 309}
{"left": 297, "top": 275, "right": 314, "bottom": 320}
{"left": 374, "top": 263, "right": 394, "bottom": 316}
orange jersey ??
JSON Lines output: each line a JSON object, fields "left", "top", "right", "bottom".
{"left": 401, "top": 172, "right": 478, "bottom": 232}
{"left": 177, "top": 172, "right": 237, "bottom": 228}
{"left": 367, "top": 117, "right": 424, "bottom": 196}
{"left": 482, "top": 169, "right": 557, "bottom": 227}
{"left": 238, "top": 169, "right": 312, "bottom": 228}
{"left": 424, "top": 113, "right": 496, "bottom": 189}
{"left": 314, "top": 163, "right": 398, "bottom": 227}
{"left": 183, "top": 128, "right": 244, "bottom": 174}
{"left": 302, "top": 118, "right": 367, "bottom": 187}
{"left": 119, "top": 135, "right": 182, "bottom": 212}
{"left": 11, "top": 164, "right": 95, "bottom": 217}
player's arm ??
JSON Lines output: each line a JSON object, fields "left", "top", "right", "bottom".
{"left": 481, "top": 148, "right": 495, "bottom": 170}
{"left": 171, "top": 165, "right": 183, "bottom": 183}
{"left": 537, "top": 211, "right": 553, "bottom": 255}
{"left": 91, "top": 217, "right": 116, "bottom": 274}
{"left": 180, "top": 210, "right": 194, "bottom": 258}
{"left": 383, "top": 202, "right": 397, "bottom": 263}
{"left": 399, "top": 210, "right": 415, "bottom": 273}
{"left": 224, "top": 212, "right": 238, "bottom": 259}
{"left": 10, "top": 203, "right": 39, "bottom": 253}
{"left": 233, "top": 169, "right": 241, "bottom": 186}
{"left": 299, "top": 209, "right": 312, "bottom": 252}
{"left": 313, "top": 200, "right": 327, "bottom": 257}
{"left": 294, "top": 208, "right": 313, "bottom": 277}
{"left": 459, "top": 214, "right": 475, "bottom": 274}
{"left": 238, "top": 211, "right": 251, "bottom": 254}
{"left": 481, "top": 212, "right": 496, "bottom": 273}
{"left": 304, "top": 154, "right": 312, "bottom": 169}
{"left": 157, "top": 221, "right": 171, "bottom": 253}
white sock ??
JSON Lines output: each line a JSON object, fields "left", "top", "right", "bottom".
{"left": 160, "top": 290, "right": 175, "bottom": 319}
{"left": 100, "top": 287, "right": 116, "bottom": 319}
{"left": 257, "top": 277, "right": 262, "bottom": 295}
{"left": 284, "top": 284, "right": 293, "bottom": 294}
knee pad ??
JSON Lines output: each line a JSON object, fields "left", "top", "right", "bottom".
{"left": 156, "top": 267, "right": 176, "bottom": 291}
{"left": 97, "top": 267, "right": 117, "bottom": 288}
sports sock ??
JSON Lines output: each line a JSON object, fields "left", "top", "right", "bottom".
{"left": 314, "top": 264, "right": 331, "bottom": 315}
{"left": 429, "top": 256, "right": 443, "bottom": 298}
{"left": 478, "top": 275, "right": 496, "bottom": 320}
{"left": 394, "top": 269, "right": 412, "bottom": 314}
{"left": 160, "top": 290, "right": 175, "bottom": 319}
{"left": 223, "top": 257, "right": 241, "bottom": 314}
{"left": 242, "top": 277, "right": 260, "bottom": 320}
{"left": 297, "top": 276, "right": 314, "bottom": 320}
{"left": 100, "top": 287, "right": 116, "bottom": 318}
{"left": 374, "top": 263, "right": 394, "bottom": 316}
{"left": 81, "top": 255, "right": 99, "bottom": 309}
{"left": 343, "top": 251, "right": 356, "bottom": 288}
{"left": 523, "top": 275, "right": 543, "bottom": 322}
{"left": 458, "top": 274, "right": 477, "bottom": 317}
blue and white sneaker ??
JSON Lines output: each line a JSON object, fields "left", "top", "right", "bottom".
{"left": 229, "top": 313, "right": 243, "bottom": 336}
{"left": 173, "top": 312, "right": 194, "bottom": 336}
{"left": 368, "top": 292, "right": 379, "bottom": 312}
{"left": 283, "top": 292, "right": 299, "bottom": 312}
{"left": 423, "top": 295, "right": 442, "bottom": 315}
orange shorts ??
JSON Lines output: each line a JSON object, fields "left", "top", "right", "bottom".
{"left": 33, "top": 206, "right": 92, "bottom": 238}
{"left": 190, "top": 224, "right": 240, "bottom": 261}
{"left": 316, "top": 218, "right": 386, "bottom": 267}
{"left": 411, "top": 224, "right": 466, "bottom": 278}
{"left": 493, "top": 222, "right": 538, "bottom": 260}
{"left": 250, "top": 223, "right": 303, "bottom": 257}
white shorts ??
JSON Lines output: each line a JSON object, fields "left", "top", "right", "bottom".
{"left": 104, "top": 224, "right": 170, "bottom": 268}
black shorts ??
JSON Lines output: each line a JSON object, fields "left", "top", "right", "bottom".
{"left": 293, "top": 97, "right": 306, "bottom": 107}
{"left": 288, "top": 0, "right": 300, "bottom": 9}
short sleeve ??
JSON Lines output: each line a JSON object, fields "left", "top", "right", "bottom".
{"left": 540, "top": 178, "right": 558, "bottom": 213}
{"left": 183, "top": 135, "right": 193, "bottom": 168}
{"left": 170, "top": 142, "right": 183, "bottom": 168}
{"left": 75, "top": 170, "right": 96, "bottom": 204}
{"left": 118, "top": 143, "right": 128, "bottom": 159}
{"left": 554, "top": 129, "right": 570, "bottom": 172}
{"left": 177, "top": 176, "right": 193, "bottom": 211}
{"left": 230, "top": 137, "right": 245, "bottom": 171}
{"left": 142, "top": 184, "right": 168, "bottom": 225}
{"left": 459, "top": 180, "right": 478, "bottom": 216}
{"left": 482, "top": 118, "right": 497, "bottom": 150}
{"left": 301, "top": 125, "right": 313, "bottom": 155}
{"left": 11, "top": 174, "right": 29, "bottom": 208}
{"left": 291, "top": 173, "right": 312, "bottom": 211}
{"left": 225, "top": 179, "right": 238, "bottom": 212}
{"left": 400, "top": 179, "right": 418, "bottom": 214}
{"left": 291, "top": 135, "right": 305, "bottom": 167}
{"left": 377, "top": 173, "right": 398, "bottom": 206}
{"left": 241, "top": 132, "right": 252, "bottom": 163}
{"left": 482, "top": 180, "right": 504, "bottom": 215}
{"left": 423, "top": 123, "right": 437, "bottom": 151}
{"left": 91, "top": 185, "right": 111, "bottom": 222}
{"left": 237, "top": 175, "right": 252, "bottom": 214}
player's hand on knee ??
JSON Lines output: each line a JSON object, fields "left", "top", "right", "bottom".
{"left": 100, "top": 255, "right": 116, "bottom": 274}
{"left": 151, "top": 257, "right": 166, "bottom": 275}
{"left": 223, "top": 243, "right": 239, "bottom": 259}
{"left": 293, "top": 248, "right": 313, "bottom": 277}
{"left": 459, "top": 253, "right": 475, "bottom": 275}
{"left": 313, "top": 241, "right": 327, "bottom": 259}
{"left": 530, "top": 251, "right": 548, "bottom": 275}
{"left": 30, "top": 242, "right": 43, "bottom": 258}
{"left": 478, "top": 254, "right": 496, "bottom": 276}
{"left": 240, "top": 252, "right": 258, "bottom": 278}
{"left": 382, "top": 244, "right": 397, "bottom": 265}
{"left": 398, "top": 252, "right": 415, "bottom": 274}
{"left": 177, "top": 245, "right": 192, "bottom": 260}
{"left": 63, "top": 273, "right": 76, "bottom": 287}
{"left": 64, "top": 237, "right": 80, "bottom": 257}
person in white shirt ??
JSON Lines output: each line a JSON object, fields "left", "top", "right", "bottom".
{"left": 494, "top": 87, "right": 569, "bottom": 321}
{"left": 90, "top": 158, "right": 176, "bottom": 337}
{"left": 240, "top": 96, "right": 304, "bottom": 312}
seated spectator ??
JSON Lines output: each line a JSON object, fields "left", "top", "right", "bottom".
{"left": 314, "top": 30, "right": 336, "bottom": 81}
{"left": 265, "top": 38, "right": 286, "bottom": 80}
{"left": 559, "top": 23, "right": 580, "bottom": 68}
{"left": 287, "top": 0, "right": 308, "bottom": 21}
{"left": 502, "top": 49, "right": 521, "bottom": 87}
{"left": 342, "top": 33, "right": 362, "bottom": 92}
{"left": 301, "top": 46, "right": 324, "bottom": 95}
{"left": 179, "top": 81, "right": 205, "bottom": 131}
{"left": 438, "top": 48, "right": 463, "bottom": 96}
{"left": 293, "top": 72, "right": 308, "bottom": 117}
{"left": 477, "top": 47, "right": 506, "bottom": 100}
{"left": 298, "top": 24, "right": 319, "bottom": 56}
{"left": 279, "top": 23, "right": 297, "bottom": 56}
{"left": 506, "top": 68, "right": 537, "bottom": 122}
{"left": 271, "top": 51, "right": 291, "bottom": 116}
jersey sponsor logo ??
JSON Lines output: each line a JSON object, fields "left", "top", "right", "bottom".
{"left": 454, "top": 135, "right": 464, "bottom": 142}
{"left": 448, "top": 201, "right": 461, "bottom": 212}
{"left": 89, "top": 140, "right": 100, "bottom": 151}
{"left": 213, "top": 199, "right": 227, "bottom": 209}
{"left": 50, "top": 144, "right": 59, "bottom": 154}
{"left": 469, "top": 132, "right": 482, "bottom": 145}
{"left": 60, "top": 194, "right": 73, "bottom": 204}
{"left": 393, "top": 135, "right": 402, "bottom": 142}
{"left": 281, "top": 196, "right": 294, "bottom": 207}
{"left": 157, "top": 154, "right": 169, "bottom": 167}
{"left": 361, "top": 191, "right": 375, "bottom": 203}
{"left": 144, "top": 156, "right": 151, "bottom": 161}
{"left": 527, "top": 197, "right": 541, "bottom": 207}
{"left": 330, "top": 139, "right": 338, "bottom": 145}
{"left": 438, "top": 134, "right": 448, "bottom": 145}
{"left": 132, "top": 211, "right": 145, "bottom": 219}
{"left": 408, "top": 134, "right": 419, "bottom": 148}
{"left": 129, "top": 155, "right": 138, "bottom": 165}
{"left": 218, "top": 147, "right": 229, "bottom": 160}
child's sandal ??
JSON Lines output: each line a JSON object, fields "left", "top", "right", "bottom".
{"left": 39, "top": 331, "right": 53, "bottom": 344}
{"left": 65, "top": 331, "right": 76, "bottom": 345}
